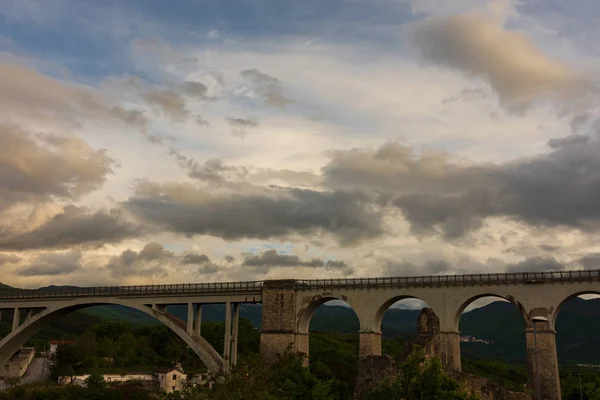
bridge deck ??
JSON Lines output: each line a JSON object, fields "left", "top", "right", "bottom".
{"left": 0, "top": 270, "right": 598, "bottom": 300}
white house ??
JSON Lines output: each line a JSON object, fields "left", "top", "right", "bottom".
{"left": 156, "top": 364, "right": 187, "bottom": 393}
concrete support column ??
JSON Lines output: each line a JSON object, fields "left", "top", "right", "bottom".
{"left": 359, "top": 331, "right": 382, "bottom": 359}
{"left": 25, "top": 309, "right": 34, "bottom": 323}
{"left": 231, "top": 303, "right": 240, "bottom": 367}
{"left": 260, "top": 280, "right": 298, "bottom": 363}
{"left": 439, "top": 331, "right": 461, "bottom": 371}
{"left": 187, "top": 302, "right": 194, "bottom": 335}
{"left": 0, "top": 310, "right": 4, "bottom": 322}
{"left": 11, "top": 308, "right": 20, "bottom": 332}
{"left": 193, "top": 304, "right": 202, "bottom": 337}
{"left": 223, "top": 301, "right": 232, "bottom": 370}
{"left": 526, "top": 326, "right": 561, "bottom": 400}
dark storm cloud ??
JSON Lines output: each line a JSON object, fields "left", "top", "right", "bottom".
{"left": 578, "top": 253, "right": 600, "bottom": 270}
{"left": 181, "top": 253, "right": 210, "bottom": 265}
{"left": 0, "top": 206, "right": 142, "bottom": 250}
{"left": 323, "top": 137, "right": 600, "bottom": 238}
{"left": 181, "top": 80, "right": 211, "bottom": 100}
{"left": 547, "top": 134, "right": 590, "bottom": 149}
{"left": 505, "top": 256, "right": 565, "bottom": 273}
{"left": 382, "top": 259, "right": 455, "bottom": 276}
{"left": 18, "top": 250, "right": 82, "bottom": 276}
{"left": 242, "top": 249, "right": 350, "bottom": 272}
{"left": 240, "top": 69, "right": 293, "bottom": 108}
{"left": 225, "top": 116, "right": 259, "bottom": 138}
{"left": 124, "top": 183, "right": 383, "bottom": 245}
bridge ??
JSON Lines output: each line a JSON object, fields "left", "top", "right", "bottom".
{"left": 1, "top": 270, "right": 599, "bottom": 400}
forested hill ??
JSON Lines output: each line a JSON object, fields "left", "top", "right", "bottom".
{"left": 1, "top": 282, "right": 598, "bottom": 365}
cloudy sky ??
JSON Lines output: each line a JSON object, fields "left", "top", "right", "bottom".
{"left": 1, "top": 0, "right": 600, "bottom": 289}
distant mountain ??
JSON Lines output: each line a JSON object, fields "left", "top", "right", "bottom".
{"left": 1, "top": 282, "right": 597, "bottom": 365}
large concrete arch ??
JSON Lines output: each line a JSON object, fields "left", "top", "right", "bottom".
{"left": 0, "top": 298, "right": 225, "bottom": 372}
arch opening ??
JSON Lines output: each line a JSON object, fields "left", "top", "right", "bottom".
{"left": 457, "top": 294, "right": 528, "bottom": 392}
{"left": 298, "top": 297, "right": 360, "bottom": 400}
{"left": 0, "top": 299, "right": 225, "bottom": 373}
{"left": 554, "top": 291, "right": 600, "bottom": 392}
{"left": 377, "top": 296, "right": 434, "bottom": 359}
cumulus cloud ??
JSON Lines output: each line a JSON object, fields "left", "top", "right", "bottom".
{"left": 106, "top": 242, "right": 172, "bottom": 278}
{"left": 412, "top": 12, "right": 580, "bottom": 111}
{"left": 240, "top": 69, "right": 293, "bottom": 108}
{"left": 0, "top": 124, "right": 113, "bottom": 210}
{"left": 323, "top": 139, "right": 600, "bottom": 238}
{"left": 124, "top": 182, "right": 383, "bottom": 245}
{"left": 18, "top": 250, "right": 82, "bottom": 276}
{"left": 0, "top": 62, "right": 157, "bottom": 141}
{"left": 0, "top": 206, "right": 142, "bottom": 250}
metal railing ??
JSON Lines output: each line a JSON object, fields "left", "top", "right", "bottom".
{"left": 295, "top": 269, "right": 600, "bottom": 290}
{"left": 0, "top": 269, "right": 598, "bottom": 300}
{"left": 0, "top": 281, "right": 264, "bottom": 300}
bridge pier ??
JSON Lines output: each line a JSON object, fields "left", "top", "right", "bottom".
{"left": 526, "top": 326, "right": 561, "bottom": 400}
{"left": 439, "top": 331, "right": 461, "bottom": 371}
{"left": 359, "top": 331, "right": 382, "bottom": 359}
{"left": 260, "top": 280, "right": 301, "bottom": 362}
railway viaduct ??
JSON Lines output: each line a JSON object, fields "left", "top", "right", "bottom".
{"left": 0, "top": 269, "right": 599, "bottom": 400}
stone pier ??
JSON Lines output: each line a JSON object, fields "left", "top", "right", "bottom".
{"left": 526, "top": 325, "right": 561, "bottom": 400}
{"left": 260, "top": 280, "right": 299, "bottom": 362}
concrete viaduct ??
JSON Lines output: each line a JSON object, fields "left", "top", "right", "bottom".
{"left": 0, "top": 270, "right": 599, "bottom": 400}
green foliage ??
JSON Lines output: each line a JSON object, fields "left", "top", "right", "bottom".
{"left": 201, "top": 351, "right": 333, "bottom": 400}
{"left": 365, "top": 350, "right": 479, "bottom": 400}
{"left": 560, "top": 368, "right": 600, "bottom": 400}
{"left": 0, "top": 382, "right": 125, "bottom": 400}
{"left": 51, "top": 318, "right": 260, "bottom": 379}
{"left": 462, "top": 358, "right": 527, "bottom": 392}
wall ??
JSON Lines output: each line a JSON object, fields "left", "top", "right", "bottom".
{"left": 158, "top": 370, "right": 187, "bottom": 393}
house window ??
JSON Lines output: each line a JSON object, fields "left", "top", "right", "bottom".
{"left": 173, "top": 374, "right": 177, "bottom": 380}
{"left": 172, "top": 386, "right": 175, "bottom": 391}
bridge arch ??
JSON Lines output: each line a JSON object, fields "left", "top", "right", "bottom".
{"left": 297, "top": 293, "right": 359, "bottom": 334}
{"left": 453, "top": 293, "right": 528, "bottom": 332}
{"left": 552, "top": 290, "right": 600, "bottom": 329}
{"left": 0, "top": 298, "right": 224, "bottom": 372}
{"left": 372, "top": 295, "right": 435, "bottom": 333}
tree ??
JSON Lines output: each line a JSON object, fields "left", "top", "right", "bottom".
{"left": 365, "top": 350, "right": 479, "bottom": 400}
